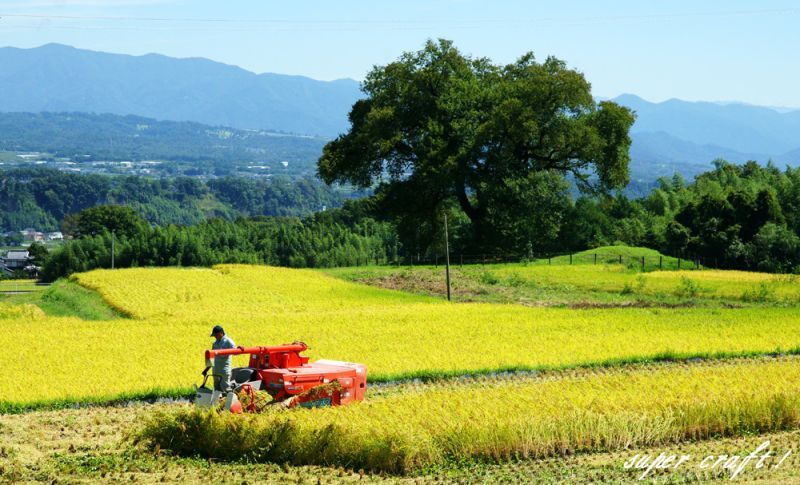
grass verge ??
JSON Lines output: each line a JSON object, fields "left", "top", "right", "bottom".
{"left": 2, "top": 279, "right": 127, "bottom": 320}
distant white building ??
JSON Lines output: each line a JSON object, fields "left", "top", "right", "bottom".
{"left": 47, "top": 231, "right": 64, "bottom": 241}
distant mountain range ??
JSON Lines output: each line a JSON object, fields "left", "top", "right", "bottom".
{"left": 1, "top": 44, "right": 799, "bottom": 181}
{"left": 613, "top": 94, "right": 800, "bottom": 179}
{"left": 0, "top": 43, "right": 361, "bottom": 137}
{"left": 614, "top": 94, "right": 800, "bottom": 154}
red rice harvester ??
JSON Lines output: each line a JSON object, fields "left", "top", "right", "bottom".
{"left": 195, "top": 341, "right": 367, "bottom": 412}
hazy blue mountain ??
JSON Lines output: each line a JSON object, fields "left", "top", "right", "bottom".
{"left": 628, "top": 131, "right": 769, "bottom": 180}
{"left": 0, "top": 43, "right": 362, "bottom": 137}
{"left": 611, "top": 94, "right": 800, "bottom": 179}
{"left": 1, "top": 42, "right": 799, "bottom": 180}
{"left": 777, "top": 147, "right": 800, "bottom": 165}
{"left": 614, "top": 94, "right": 800, "bottom": 155}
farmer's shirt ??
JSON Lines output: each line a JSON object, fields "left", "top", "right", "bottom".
{"left": 212, "top": 335, "right": 236, "bottom": 375}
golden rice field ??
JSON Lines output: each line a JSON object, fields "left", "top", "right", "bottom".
{"left": 490, "top": 264, "right": 800, "bottom": 302}
{"left": 140, "top": 357, "right": 800, "bottom": 473}
{"left": 0, "top": 302, "right": 45, "bottom": 320}
{"left": 2, "top": 264, "right": 800, "bottom": 411}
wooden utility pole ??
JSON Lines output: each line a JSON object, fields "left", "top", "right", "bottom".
{"left": 444, "top": 214, "right": 452, "bottom": 302}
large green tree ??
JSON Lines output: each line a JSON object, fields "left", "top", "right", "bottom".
{"left": 319, "top": 39, "right": 635, "bottom": 251}
{"left": 62, "top": 205, "right": 148, "bottom": 239}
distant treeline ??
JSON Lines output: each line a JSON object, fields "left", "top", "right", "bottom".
{"left": 41, "top": 202, "right": 395, "bottom": 281}
{"left": 37, "top": 160, "right": 800, "bottom": 278}
{"left": 323, "top": 160, "right": 798, "bottom": 274}
{"left": 565, "top": 160, "right": 800, "bottom": 273}
{"left": 380, "top": 160, "right": 800, "bottom": 274}
{"left": 0, "top": 168, "right": 350, "bottom": 231}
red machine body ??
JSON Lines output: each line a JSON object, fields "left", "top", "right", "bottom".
{"left": 204, "top": 342, "right": 367, "bottom": 408}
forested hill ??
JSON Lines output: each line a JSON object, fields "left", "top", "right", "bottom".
{"left": 0, "top": 168, "right": 350, "bottom": 232}
{"left": 0, "top": 112, "right": 326, "bottom": 168}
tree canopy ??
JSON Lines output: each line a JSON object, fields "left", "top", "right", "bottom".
{"left": 62, "top": 205, "right": 149, "bottom": 239}
{"left": 319, "top": 39, "right": 635, "bottom": 251}
{"left": 0, "top": 168, "right": 349, "bottom": 232}
{"left": 42, "top": 201, "right": 397, "bottom": 281}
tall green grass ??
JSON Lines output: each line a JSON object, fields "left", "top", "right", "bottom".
{"left": 37, "top": 279, "right": 127, "bottom": 319}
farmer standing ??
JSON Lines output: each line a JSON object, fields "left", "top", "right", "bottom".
{"left": 210, "top": 325, "right": 236, "bottom": 392}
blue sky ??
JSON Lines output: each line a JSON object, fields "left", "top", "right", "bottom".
{"left": 0, "top": 0, "right": 798, "bottom": 107}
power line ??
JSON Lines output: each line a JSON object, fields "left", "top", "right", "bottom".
{"left": 0, "top": 8, "right": 795, "bottom": 35}
{"left": 0, "top": 8, "right": 796, "bottom": 26}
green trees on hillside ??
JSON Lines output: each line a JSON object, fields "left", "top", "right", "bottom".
{"left": 38, "top": 160, "right": 800, "bottom": 277}
{"left": 565, "top": 161, "right": 800, "bottom": 272}
{"left": 62, "top": 205, "right": 148, "bottom": 239}
{"left": 313, "top": 39, "right": 799, "bottom": 272}
{"left": 0, "top": 168, "right": 348, "bottom": 231}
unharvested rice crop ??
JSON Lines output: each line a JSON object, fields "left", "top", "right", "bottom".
{"left": 75, "top": 265, "right": 437, "bottom": 321}
{"left": 0, "top": 302, "right": 44, "bottom": 320}
{"left": 2, "top": 265, "right": 800, "bottom": 410}
{"left": 490, "top": 264, "right": 800, "bottom": 301}
{"left": 139, "top": 357, "right": 800, "bottom": 473}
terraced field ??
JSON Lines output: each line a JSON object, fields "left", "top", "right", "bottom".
{"left": 2, "top": 252, "right": 800, "bottom": 482}
{"left": 2, "top": 264, "right": 800, "bottom": 409}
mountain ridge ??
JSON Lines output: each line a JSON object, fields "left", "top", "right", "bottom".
{"left": 613, "top": 93, "right": 800, "bottom": 155}
{"left": 0, "top": 43, "right": 363, "bottom": 137}
{"left": 1, "top": 43, "right": 800, "bottom": 180}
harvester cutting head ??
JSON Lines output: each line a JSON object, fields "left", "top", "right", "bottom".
{"left": 195, "top": 341, "right": 367, "bottom": 412}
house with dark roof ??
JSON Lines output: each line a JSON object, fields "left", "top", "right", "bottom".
{"left": 1, "top": 250, "right": 33, "bottom": 276}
